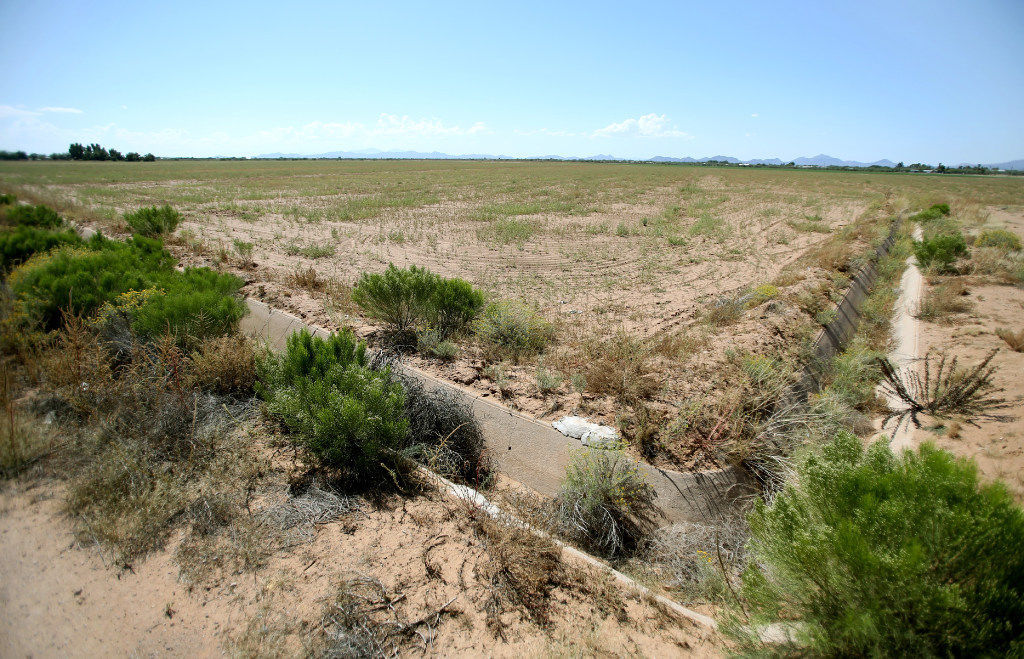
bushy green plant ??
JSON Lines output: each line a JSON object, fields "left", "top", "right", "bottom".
{"left": 257, "top": 329, "right": 407, "bottom": 476}
{"left": 976, "top": 228, "right": 1022, "bottom": 252}
{"left": 732, "top": 432, "right": 1024, "bottom": 656}
{"left": 9, "top": 235, "right": 243, "bottom": 347}
{"left": 0, "top": 193, "right": 14, "bottom": 205}
{"left": 3, "top": 204, "right": 63, "bottom": 229}
{"left": 555, "top": 446, "right": 661, "bottom": 558}
{"left": 130, "top": 268, "right": 246, "bottom": 348}
{"left": 428, "top": 276, "right": 485, "bottom": 338}
{"left": 472, "top": 299, "right": 553, "bottom": 360}
{"left": 124, "top": 205, "right": 181, "bottom": 236}
{"left": 9, "top": 235, "right": 171, "bottom": 328}
{"left": 0, "top": 225, "right": 82, "bottom": 270}
{"left": 352, "top": 264, "right": 484, "bottom": 341}
{"left": 913, "top": 232, "right": 968, "bottom": 272}
{"left": 909, "top": 203, "right": 951, "bottom": 223}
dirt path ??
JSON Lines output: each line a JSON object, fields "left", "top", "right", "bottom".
{"left": 885, "top": 224, "right": 924, "bottom": 451}
{"left": 0, "top": 482, "right": 225, "bottom": 658}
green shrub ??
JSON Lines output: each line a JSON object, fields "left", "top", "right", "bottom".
{"left": 3, "top": 204, "right": 63, "bottom": 229}
{"left": 976, "top": 228, "right": 1022, "bottom": 252}
{"left": 124, "top": 205, "right": 181, "bottom": 236}
{"left": 733, "top": 432, "right": 1024, "bottom": 656}
{"left": 910, "top": 203, "right": 951, "bottom": 223}
{"left": 129, "top": 268, "right": 246, "bottom": 348}
{"left": 472, "top": 299, "right": 553, "bottom": 360}
{"left": 10, "top": 236, "right": 171, "bottom": 328}
{"left": 0, "top": 225, "right": 82, "bottom": 270}
{"left": 428, "top": 277, "right": 485, "bottom": 338}
{"left": 555, "top": 446, "right": 661, "bottom": 558}
{"left": 352, "top": 264, "right": 484, "bottom": 341}
{"left": 0, "top": 193, "right": 14, "bottom": 205}
{"left": 257, "top": 329, "right": 407, "bottom": 476}
{"left": 913, "top": 232, "right": 968, "bottom": 272}
{"left": 9, "top": 235, "right": 243, "bottom": 347}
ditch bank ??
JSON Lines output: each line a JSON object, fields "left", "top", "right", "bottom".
{"left": 237, "top": 220, "right": 906, "bottom": 525}
{"left": 240, "top": 299, "right": 744, "bottom": 525}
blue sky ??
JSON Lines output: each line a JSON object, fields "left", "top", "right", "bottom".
{"left": 1, "top": 1, "right": 1022, "bottom": 162}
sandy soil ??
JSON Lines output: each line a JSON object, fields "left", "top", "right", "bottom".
{"left": 0, "top": 474, "right": 723, "bottom": 657}
{"left": 0, "top": 480, "right": 223, "bottom": 657}
{"left": 907, "top": 207, "right": 1024, "bottom": 501}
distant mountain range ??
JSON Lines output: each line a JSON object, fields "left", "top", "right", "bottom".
{"left": 254, "top": 149, "right": 1022, "bottom": 170}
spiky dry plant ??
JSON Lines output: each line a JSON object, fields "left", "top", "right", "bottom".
{"left": 878, "top": 349, "right": 1009, "bottom": 430}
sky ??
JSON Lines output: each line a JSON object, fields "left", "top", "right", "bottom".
{"left": 1, "top": 1, "right": 1022, "bottom": 163}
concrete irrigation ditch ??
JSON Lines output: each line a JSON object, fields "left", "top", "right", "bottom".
{"left": 68, "top": 210, "right": 906, "bottom": 525}
{"left": 240, "top": 217, "right": 904, "bottom": 525}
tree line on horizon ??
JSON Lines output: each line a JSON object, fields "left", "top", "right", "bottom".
{"left": 0, "top": 143, "right": 155, "bottom": 162}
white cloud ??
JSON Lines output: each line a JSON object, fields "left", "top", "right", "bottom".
{"left": 40, "top": 106, "right": 83, "bottom": 114}
{"left": 0, "top": 105, "right": 40, "bottom": 119}
{"left": 372, "top": 113, "right": 487, "bottom": 137}
{"left": 593, "top": 113, "right": 691, "bottom": 139}
{"left": 750, "top": 113, "right": 759, "bottom": 118}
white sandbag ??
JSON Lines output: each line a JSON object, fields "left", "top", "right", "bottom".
{"left": 552, "top": 415, "right": 621, "bottom": 448}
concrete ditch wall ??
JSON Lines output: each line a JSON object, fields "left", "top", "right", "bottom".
{"left": 240, "top": 299, "right": 747, "bottom": 525}
{"left": 790, "top": 220, "right": 901, "bottom": 401}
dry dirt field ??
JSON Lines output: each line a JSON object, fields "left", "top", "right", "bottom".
{"left": 2, "top": 160, "right": 1022, "bottom": 469}
{"left": 902, "top": 206, "right": 1024, "bottom": 502}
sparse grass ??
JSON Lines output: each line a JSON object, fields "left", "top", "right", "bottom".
{"left": 283, "top": 242, "right": 335, "bottom": 259}
{"left": 535, "top": 364, "right": 562, "bottom": 396}
{"left": 287, "top": 264, "right": 327, "bottom": 292}
{"left": 689, "top": 213, "right": 728, "bottom": 239}
{"left": 473, "top": 299, "right": 553, "bottom": 362}
{"left": 916, "top": 279, "right": 973, "bottom": 322}
{"left": 478, "top": 217, "right": 538, "bottom": 246}
{"left": 582, "top": 330, "right": 658, "bottom": 403}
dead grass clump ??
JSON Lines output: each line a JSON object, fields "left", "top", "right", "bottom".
{"left": 968, "top": 246, "right": 1024, "bottom": 284}
{"left": 701, "top": 295, "right": 745, "bottom": 326}
{"left": 0, "top": 366, "right": 55, "bottom": 477}
{"left": 879, "top": 349, "right": 1009, "bottom": 428}
{"left": 806, "top": 237, "right": 856, "bottom": 273}
{"left": 37, "top": 318, "right": 260, "bottom": 564}
{"left": 917, "top": 280, "right": 973, "bottom": 323}
{"left": 995, "top": 328, "right": 1024, "bottom": 352}
{"left": 188, "top": 333, "right": 257, "bottom": 396}
{"left": 470, "top": 510, "right": 562, "bottom": 632}
{"left": 288, "top": 264, "right": 327, "bottom": 292}
{"left": 397, "top": 372, "right": 491, "bottom": 484}
{"left": 647, "top": 518, "right": 748, "bottom": 605}
{"left": 583, "top": 331, "right": 659, "bottom": 403}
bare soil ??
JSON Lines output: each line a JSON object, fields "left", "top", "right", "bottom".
{"left": 0, "top": 473, "right": 723, "bottom": 657}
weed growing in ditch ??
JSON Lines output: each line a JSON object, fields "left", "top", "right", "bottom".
{"left": 878, "top": 349, "right": 1008, "bottom": 428}
{"left": 555, "top": 445, "right": 660, "bottom": 558}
